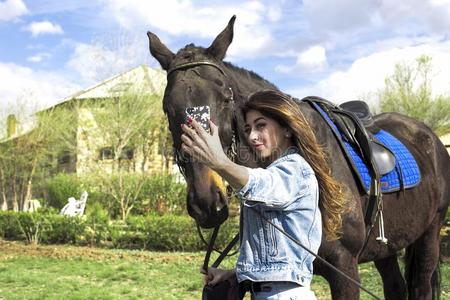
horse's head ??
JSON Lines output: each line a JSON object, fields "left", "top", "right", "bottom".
{"left": 147, "top": 16, "right": 239, "bottom": 228}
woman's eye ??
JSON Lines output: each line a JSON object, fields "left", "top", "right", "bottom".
{"left": 256, "top": 123, "right": 265, "bottom": 129}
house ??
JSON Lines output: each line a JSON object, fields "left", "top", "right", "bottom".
{"left": 440, "top": 133, "right": 450, "bottom": 154}
{"left": 2, "top": 64, "right": 174, "bottom": 175}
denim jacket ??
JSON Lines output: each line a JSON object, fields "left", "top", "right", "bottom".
{"left": 235, "top": 149, "right": 321, "bottom": 287}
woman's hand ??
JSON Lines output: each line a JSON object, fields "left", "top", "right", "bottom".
{"left": 181, "top": 118, "right": 229, "bottom": 170}
{"left": 201, "top": 267, "right": 236, "bottom": 286}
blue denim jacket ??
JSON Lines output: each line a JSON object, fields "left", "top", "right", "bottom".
{"left": 235, "top": 150, "right": 321, "bottom": 287}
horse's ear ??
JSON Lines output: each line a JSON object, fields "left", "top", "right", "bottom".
{"left": 147, "top": 31, "right": 175, "bottom": 71}
{"left": 207, "top": 15, "right": 236, "bottom": 61}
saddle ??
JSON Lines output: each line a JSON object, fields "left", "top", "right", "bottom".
{"left": 301, "top": 97, "right": 394, "bottom": 229}
{"left": 336, "top": 100, "right": 396, "bottom": 176}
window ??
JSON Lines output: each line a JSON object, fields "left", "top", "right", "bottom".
{"left": 121, "top": 147, "right": 134, "bottom": 160}
{"left": 58, "top": 150, "right": 71, "bottom": 164}
{"left": 99, "top": 146, "right": 134, "bottom": 160}
{"left": 99, "top": 147, "right": 114, "bottom": 160}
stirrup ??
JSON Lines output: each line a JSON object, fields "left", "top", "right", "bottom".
{"left": 376, "top": 210, "right": 388, "bottom": 244}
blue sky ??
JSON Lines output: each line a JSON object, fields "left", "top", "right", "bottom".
{"left": 1, "top": 0, "right": 450, "bottom": 123}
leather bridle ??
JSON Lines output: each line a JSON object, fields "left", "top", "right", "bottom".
{"left": 166, "top": 60, "right": 240, "bottom": 259}
{"left": 168, "top": 60, "right": 239, "bottom": 179}
{"left": 165, "top": 61, "right": 382, "bottom": 300}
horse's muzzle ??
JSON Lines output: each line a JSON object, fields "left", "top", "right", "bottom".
{"left": 187, "top": 191, "right": 229, "bottom": 228}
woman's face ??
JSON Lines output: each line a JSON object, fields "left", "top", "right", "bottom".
{"left": 244, "top": 109, "right": 293, "bottom": 164}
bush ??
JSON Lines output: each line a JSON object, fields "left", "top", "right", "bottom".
{"left": 81, "top": 172, "right": 187, "bottom": 219}
{"left": 0, "top": 211, "right": 21, "bottom": 239}
{"left": 40, "top": 214, "right": 86, "bottom": 244}
{"left": 110, "top": 214, "right": 239, "bottom": 251}
{"left": 0, "top": 210, "right": 239, "bottom": 252}
{"left": 133, "top": 174, "right": 187, "bottom": 215}
{"left": 45, "top": 173, "right": 83, "bottom": 210}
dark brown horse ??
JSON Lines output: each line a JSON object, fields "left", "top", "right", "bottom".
{"left": 147, "top": 16, "right": 450, "bottom": 300}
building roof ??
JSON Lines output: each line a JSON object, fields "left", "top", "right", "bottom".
{"left": 1, "top": 65, "right": 167, "bottom": 142}
{"left": 441, "top": 132, "right": 450, "bottom": 146}
{"left": 57, "top": 64, "right": 166, "bottom": 104}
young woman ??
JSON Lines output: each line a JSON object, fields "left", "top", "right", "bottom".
{"left": 181, "top": 90, "right": 345, "bottom": 300}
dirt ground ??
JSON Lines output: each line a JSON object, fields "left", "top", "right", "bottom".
{"left": 0, "top": 239, "right": 200, "bottom": 263}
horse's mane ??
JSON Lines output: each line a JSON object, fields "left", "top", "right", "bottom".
{"left": 176, "top": 44, "right": 277, "bottom": 91}
{"left": 223, "top": 61, "right": 278, "bottom": 91}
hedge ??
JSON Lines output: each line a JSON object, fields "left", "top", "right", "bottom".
{"left": 43, "top": 172, "right": 187, "bottom": 218}
{"left": 0, "top": 211, "right": 239, "bottom": 252}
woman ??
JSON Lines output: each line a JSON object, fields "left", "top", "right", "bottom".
{"left": 181, "top": 90, "right": 345, "bottom": 299}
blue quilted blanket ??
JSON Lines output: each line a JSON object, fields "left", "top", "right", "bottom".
{"left": 313, "top": 103, "right": 421, "bottom": 193}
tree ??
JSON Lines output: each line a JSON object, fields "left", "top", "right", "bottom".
{"left": 0, "top": 102, "right": 77, "bottom": 211}
{"left": 83, "top": 87, "right": 170, "bottom": 220}
{"left": 379, "top": 55, "right": 450, "bottom": 135}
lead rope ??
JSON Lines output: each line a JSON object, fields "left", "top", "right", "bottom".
{"left": 248, "top": 206, "right": 382, "bottom": 300}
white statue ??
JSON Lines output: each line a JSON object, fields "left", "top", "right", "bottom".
{"left": 23, "top": 199, "right": 41, "bottom": 212}
{"left": 60, "top": 191, "right": 88, "bottom": 217}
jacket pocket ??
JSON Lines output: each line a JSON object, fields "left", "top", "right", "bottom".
{"left": 265, "top": 211, "right": 278, "bottom": 257}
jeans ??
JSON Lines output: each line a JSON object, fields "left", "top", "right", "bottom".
{"left": 251, "top": 282, "right": 317, "bottom": 300}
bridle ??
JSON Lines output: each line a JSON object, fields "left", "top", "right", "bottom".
{"left": 165, "top": 60, "right": 381, "bottom": 300}
{"left": 168, "top": 60, "right": 239, "bottom": 180}
{"left": 167, "top": 60, "right": 240, "bottom": 257}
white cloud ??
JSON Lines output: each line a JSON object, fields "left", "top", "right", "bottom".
{"left": 66, "top": 38, "right": 148, "bottom": 84}
{"left": 276, "top": 45, "right": 327, "bottom": 73}
{"left": 287, "top": 41, "right": 450, "bottom": 108}
{"left": 377, "top": 0, "right": 450, "bottom": 34}
{"left": 102, "top": 0, "right": 277, "bottom": 60}
{"left": 302, "top": 0, "right": 377, "bottom": 33}
{"left": 27, "top": 52, "right": 51, "bottom": 63}
{"left": 0, "top": 62, "right": 80, "bottom": 118}
{"left": 0, "top": 0, "right": 27, "bottom": 22}
{"left": 25, "top": 21, "right": 64, "bottom": 37}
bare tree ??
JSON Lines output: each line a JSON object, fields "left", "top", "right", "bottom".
{"left": 379, "top": 55, "right": 450, "bottom": 135}
{"left": 0, "top": 96, "right": 78, "bottom": 211}
{"left": 84, "top": 87, "right": 169, "bottom": 220}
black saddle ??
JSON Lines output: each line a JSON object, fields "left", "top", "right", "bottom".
{"left": 338, "top": 100, "right": 396, "bottom": 175}
{"left": 301, "top": 96, "right": 396, "bottom": 229}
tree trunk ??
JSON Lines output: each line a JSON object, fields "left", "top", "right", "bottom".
{"left": 0, "top": 167, "right": 8, "bottom": 210}
{"left": 12, "top": 169, "right": 19, "bottom": 211}
{"left": 23, "top": 157, "right": 38, "bottom": 209}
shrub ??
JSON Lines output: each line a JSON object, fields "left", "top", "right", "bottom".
{"left": 133, "top": 174, "right": 187, "bottom": 215}
{"left": 45, "top": 173, "right": 83, "bottom": 210}
{"left": 0, "top": 211, "right": 21, "bottom": 239}
{"left": 0, "top": 210, "right": 239, "bottom": 252}
{"left": 40, "top": 214, "right": 86, "bottom": 244}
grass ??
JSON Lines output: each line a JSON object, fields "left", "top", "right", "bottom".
{"left": 0, "top": 240, "right": 449, "bottom": 299}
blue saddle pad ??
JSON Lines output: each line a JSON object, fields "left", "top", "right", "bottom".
{"left": 313, "top": 103, "right": 421, "bottom": 193}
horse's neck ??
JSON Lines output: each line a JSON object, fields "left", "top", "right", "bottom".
{"left": 225, "top": 65, "right": 277, "bottom": 97}
{"left": 298, "top": 101, "right": 332, "bottom": 143}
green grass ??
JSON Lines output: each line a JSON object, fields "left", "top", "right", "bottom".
{"left": 0, "top": 240, "right": 449, "bottom": 299}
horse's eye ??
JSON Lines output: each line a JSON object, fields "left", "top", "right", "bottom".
{"left": 214, "top": 79, "right": 224, "bottom": 86}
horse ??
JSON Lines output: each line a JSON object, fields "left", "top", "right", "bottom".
{"left": 147, "top": 16, "right": 450, "bottom": 300}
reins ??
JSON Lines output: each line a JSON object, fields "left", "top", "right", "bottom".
{"left": 248, "top": 206, "right": 381, "bottom": 300}
{"left": 167, "top": 60, "right": 381, "bottom": 300}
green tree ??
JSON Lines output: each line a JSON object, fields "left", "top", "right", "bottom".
{"left": 379, "top": 55, "right": 450, "bottom": 135}
{"left": 0, "top": 103, "right": 78, "bottom": 211}
{"left": 86, "top": 87, "right": 170, "bottom": 220}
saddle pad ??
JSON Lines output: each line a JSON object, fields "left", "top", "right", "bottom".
{"left": 313, "top": 103, "right": 421, "bottom": 193}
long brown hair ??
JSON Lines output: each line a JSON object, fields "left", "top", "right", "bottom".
{"left": 242, "top": 90, "right": 347, "bottom": 241}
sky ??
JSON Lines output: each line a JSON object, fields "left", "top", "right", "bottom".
{"left": 1, "top": 0, "right": 450, "bottom": 125}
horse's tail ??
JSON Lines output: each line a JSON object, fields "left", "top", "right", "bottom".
{"left": 404, "top": 244, "right": 442, "bottom": 300}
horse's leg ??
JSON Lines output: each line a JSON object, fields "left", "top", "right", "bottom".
{"left": 404, "top": 214, "right": 442, "bottom": 300}
{"left": 374, "top": 254, "right": 407, "bottom": 300}
{"left": 317, "top": 253, "right": 360, "bottom": 300}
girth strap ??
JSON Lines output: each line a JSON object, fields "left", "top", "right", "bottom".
{"left": 301, "top": 96, "right": 382, "bottom": 232}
